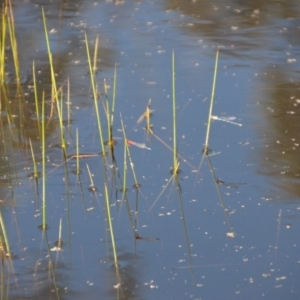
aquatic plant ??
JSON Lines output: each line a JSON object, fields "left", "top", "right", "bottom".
{"left": 203, "top": 48, "right": 219, "bottom": 155}
{"left": 0, "top": 3, "right": 244, "bottom": 297}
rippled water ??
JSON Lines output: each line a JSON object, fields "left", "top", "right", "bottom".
{"left": 0, "top": 0, "right": 300, "bottom": 299}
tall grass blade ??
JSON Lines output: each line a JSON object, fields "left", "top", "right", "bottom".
{"left": 120, "top": 115, "right": 140, "bottom": 188}
{"left": 42, "top": 7, "right": 58, "bottom": 103}
{"left": 84, "top": 32, "right": 106, "bottom": 156}
{"left": 7, "top": 0, "right": 23, "bottom": 96}
{"left": 32, "top": 60, "right": 41, "bottom": 135}
{"left": 41, "top": 91, "right": 47, "bottom": 230}
{"left": 104, "top": 182, "right": 118, "bottom": 268}
{"left": 172, "top": 50, "right": 179, "bottom": 174}
{"left": 203, "top": 48, "right": 219, "bottom": 154}
{"left": 29, "top": 138, "right": 39, "bottom": 189}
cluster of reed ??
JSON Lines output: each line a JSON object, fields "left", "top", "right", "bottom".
{"left": 0, "top": 1, "right": 240, "bottom": 298}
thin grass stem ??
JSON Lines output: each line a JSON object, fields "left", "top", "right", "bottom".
{"left": 41, "top": 91, "right": 47, "bottom": 230}
{"left": 203, "top": 48, "right": 219, "bottom": 154}
{"left": 104, "top": 183, "right": 118, "bottom": 268}
{"left": 120, "top": 115, "right": 139, "bottom": 187}
{"left": 29, "top": 138, "right": 39, "bottom": 180}
{"left": 172, "top": 50, "right": 178, "bottom": 173}
{"left": 76, "top": 128, "right": 80, "bottom": 174}
{"left": 112, "top": 63, "right": 117, "bottom": 128}
{"left": 42, "top": 7, "right": 58, "bottom": 102}
{"left": 32, "top": 61, "right": 41, "bottom": 136}
{"left": 84, "top": 32, "right": 106, "bottom": 156}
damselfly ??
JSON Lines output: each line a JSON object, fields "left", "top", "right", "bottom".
{"left": 211, "top": 115, "right": 242, "bottom": 127}
{"left": 135, "top": 235, "right": 160, "bottom": 242}
{"left": 126, "top": 139, "right": 151, "bottom": 150}
{"left": 216, "top": 178, "right": 246, "bottom": 189}
{"left": 137, "top": 99, "right": 154, "bottom": 124}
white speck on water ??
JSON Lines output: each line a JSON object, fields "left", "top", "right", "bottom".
{"left": 226, "top": 232, "right": 235, "bottom": 238}
{"left": 276, "top": 276, "right": 287, "bottom": 281}
{"left": 144, "top": 280, "right": 158, "bottom": 289}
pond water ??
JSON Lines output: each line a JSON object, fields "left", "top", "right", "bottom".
{"left": 1, "top": 0, "right": 300, "bottom": 299}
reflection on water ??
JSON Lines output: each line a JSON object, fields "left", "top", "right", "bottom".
{"left": 257, "top": 71, "right": 300, "bottom": 199}
{"left": 168, "top": 0, "right": 300, "bottom": 57}
{"left": 169, "top": 0, "right": 300, "bottom": 201}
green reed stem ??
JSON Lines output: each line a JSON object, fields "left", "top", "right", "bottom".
{"left": 93, "top": 35, "right": 99, "bottom": 75}
{"left": 7, "top": 1, "right": 22, "bottom": 92}
{"left": 84, "top": 32, "right": 106, "bottom": 155}
{"left": 29, "top": 138, "right": 39, "bottom": 179}
{"left": 41, "top": 91, "right": 47, "bottom": 230}
{"left": 32, "top": 61, "right": 41, "bottom": 136}
{"left": 204, "top": 48, "right": 219, "bottom": 154}
{"left": 56, "top": 88, "right": 67, "bottom": 154}
{"left": 172, "top": 50, "right": 178, "bottom": 174}
{"left": 104, "top": 79, "right": 111, "bottom": 143}
{"left": 122, "top": 136, "right": 127, "bottom": 191}
{"left": 0, "top": 6, "right": 7, "bottom": 83}
{"left": 67, "top": 78, "right": 71, "bottom": 124}
{"left": 85, "top": 33, "right": 118, "bottom": 268}
{"left": 42, "top": 7, "right": 58, "bottom": 101}
{"left": 0, "top": 209, "right": 11, "bottom": 258}
{"left": 104, "top": 182, "right": 118, "bottom": 267}
{"left": 111, "top": 63, "right": 117, "bottom": 128}
{"left": 120, "top": 115, "right": 139, "bottom": 187}
{"left": 76, "top": 128, "right": 80, "bottom": 174}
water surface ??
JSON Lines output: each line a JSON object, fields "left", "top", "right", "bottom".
{"left": 1, "top": 0, "right": 300, "bottom": 299}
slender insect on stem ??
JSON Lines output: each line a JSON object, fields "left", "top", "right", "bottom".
{"left": 126, "top": 139, "right": 151, "bottom": 150}
{"left": 136, "top": 99, "right": 154, "bottom": 125}
{"left": 211, "top": 115, "right": 242, "bottom": 127}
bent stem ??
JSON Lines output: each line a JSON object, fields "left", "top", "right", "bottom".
{"left": 29, "top": 138, "right": 39, "bottom": 188}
